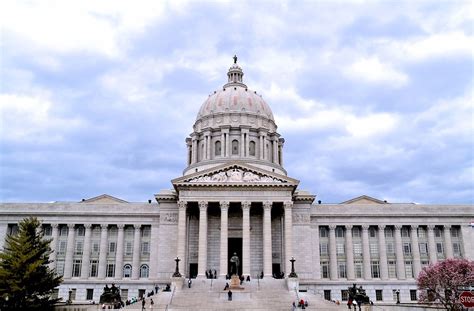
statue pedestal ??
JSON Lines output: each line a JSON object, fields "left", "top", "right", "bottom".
{"left": 287, "top": 277, "right": 299, "bottom": 292}
{"left": 171, "top": 277, "right": 184, "bottom": 291}
{"left": 229, "top": 275, "right": 243, "bottom": 290}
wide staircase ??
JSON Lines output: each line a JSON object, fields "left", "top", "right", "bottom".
{"left": 122, "top": 278, "right": 344, "bottom": 311}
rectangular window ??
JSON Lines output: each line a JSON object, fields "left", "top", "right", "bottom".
{"left": 75, "top": 241, "right": 83, "bottom": 255}
{"left": 371, "top": 261, "right": 380, "bottom": 278}
{"left": 353, "top": 243, "right": 362, "bottom": 256}
{"left": 352, "top": 227, "right": 361, "bottom": 237}
{"left": 403, "top": 243, "right": 412, "bottom": 255}
{"left": 106, "top": 264, "right": 115, "bottom": 277}
{"left": 86, "top": 289, "right": 94, "bottom": 300}
{"left": 341, "top": 290, "right": 349, "bottom": 301}
{"left": 451, "top": 227, "right": 460, "bottom": 237}
{"left": 43, "top": 226, "right": 52, "bottom": 236}
{"left": 324, "top": 290, "right": 331, "bottom": 301}
{"left": 369, "top": 227, "right": 377, "bottom": 238}
{"left": 92, "top": 241, "right": 100, "bottom": 254}
{"left": 388, "top": 261, "right": 397, "bottom": 278}
{"left": 336, "top": 227, "right": 345, "bottom": 238}
{"left": 405, "top": 261, "right": 413, "bottom": 278}
{"left": 56, "top": 260, "right": 65, "bottom": 276}
{"left": 355, "top": 261, "right": 363, "bottom": 278}
{"left": 385, "top": 228, "right": 393, "bottom": 238}
{"left": 59, "top": 241, "right": 67, "bottom": 255}
{"left": 421, "top": 260, "right": 429, "bottom": 268}
{"left": 386, "top": 242, "right": 395, "bottom": 254}
{"left": 401, "top": 227, "right": 410, "bottom": 237}
{"left": 434, "top": 227, "right": 441, "bottom": 237}
{"left": 121, "top": 289, "right": 128, "bottom": 300}
{"left": 410, "top": 290, "right": 417, "bottom": 301}
{"left": 419, "top": 243, "right": 428, "bottom": 255}
{"left": 336, "top": 243, "right": 345, "bottom": 255}
{"left": 376, "top": 290, "right": 383, "bottom": 301}
{"left": 436, "top": 242, "right": 444, "bottom": 254}
{"left": 320, "top": 243, "right": 328, "bottom": 255}
{"left": 70, "top": 289, "right": 76, "bottom": 300}
{"left": 370, "top": 243, "right": 378, "bottom": 256}
{"left": 393, "top": 290, "right": 398, "bottom": 301}
{"left": 90, "top": 260, "right": 98, "bottom": 277}
{"left": 418, "top": 228, "right": 426, "bottom": 238}
{"left": 321, "top": 261, "right": 329, "bottom": 278}
{"left": 77, "top": 226, "right": 85, "bottom": 236}
{"left": 108, "top": 242, "right": 116, "bottom": 254}
{"left": 141, "top": 226, "right": 151, "bottom": 237}
{"left": 453, "top": 243, "right": 462, "bottom": 256}
{"left": 338, "top": 262, "right": 346, "bottom": 278}
{"left": 72, "top": 259, "right": 82, "bottom": 277}
{"left": 141, "top": 242, "right": 150, "bottom": 255}
{"left": 320, "top": 227, "right": 328, "bottom": 238}
{"left": 125, "top": 241, "right": 133, "bottom": 255}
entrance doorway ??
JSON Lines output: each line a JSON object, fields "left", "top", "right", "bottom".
{"left": 272, "top": 263, "right": 281, "bottom": 278}
{"left": 189, "top": 263, "right": 198, "bottom": 279}
{"left": 228, "top": 238, "right": 242, "bottom": 276}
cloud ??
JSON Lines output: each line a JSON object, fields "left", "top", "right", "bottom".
{"left": 343, "top": 57, "right": 409, "bottom": 87}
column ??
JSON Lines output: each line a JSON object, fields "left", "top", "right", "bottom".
{"left": 192, "top": 138, "right": 198, "bottom": 163}
{"left": 443, "top": 225, "right": 454, "bottom": 258}
{"left": 362, "top": 225, "right": 371, "bottom": 280}
{"left": 226, "top": 133, "right": 230, "bottom": 158}
{"left": 206, "top": 134, "right": 211, "bottom": 160}
{"left": 49, "top": 224, "right": 59, "bottom": 270}
{"left": 131, "top": 225, "right": 141, "bottom": 279}
{"left": 114, "top": 224, "right": 125, "bottom": 279}
{"left": 81, "top": 224, "right": 92, "bottom": 278}
{"left": 427, "top": 225, "right": 438, "bottom": 264}
{"left": 259, "top": 134, "right": 263, "bottom": 160}
{"left": 242, "top": 201, "right": 251, "bottom": 276}
{"left": 63, "top": 224, "right": 76, "bottom": 279}
{"left": 272, "top": 137, "right": 278, "bottom": 163}
{"left": 197, "top": 201, "right": 208, "bottom": 277}
{"left": 221, "top": 132, "right": 225, "bottom": 157}
{"left": 177, "top": 201, "right": 187, "bottom": 274}
{"left": 263, "top": 135, "right": 267, "bottom": 160}
{"left": 284, "top": 201, "right": 293, "bottom": 277}
{"left": 219, "top": 201, "right": 229, "bottom": 277}
{"left": 410, "top": 225, "right": 422, "bottom": 278}
{"left": 279, "top": 141, "right": 284, "bottom": 166}
{"left": 98, "top": 225, "right": 108, "bottom": 279}
{"left": 378, "top": 225, "right": 389, "bottom": 280}
{"left": 240, "top": 132, "right": 245, "bottom": 157}
{"left": 394, "top": 225, "right": 405, "bottom": 280}
{"left": 345, "top": 225, "right": 355, "bottom": 280}
{"left": 329, "top": 225, "right": 338, "bottom": 280}
{"left": 263, "top": 201, "right": 273, "bottom": 277}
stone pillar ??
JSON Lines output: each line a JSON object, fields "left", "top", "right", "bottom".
{"left": 263, "top": 135, "right": 267, "bottom": 160}
{"left": 361, "top": 225, "right": 371, "bottom": 280}
{"left": 279, "top": 141, "right": 284, "bottom": 166}
{"left": 63, "top": 224, "right": 76, "bottom": 279}
{"left": 345, "top": 225, "right": 355, "bottom": 280}
{"left": 284, "top": 201, "right": 293, "bottom": 277}
{"left": 443, "top": 225, "right": 454, "bottom": 258}
{"left": 242, "top": 201, "right": 251, "bottom": 276}
{"left": 114, "top": 224, "right": 125, "bottom": 279}
{"left": 177, "top": 201, "right": 187, "bottom": 274}
{"left": 259, "top": 134, "right": 263, "bottom": 160}
{"left": 98, "top": 225, "right": 108, "bottom": 279}
{"left": 427, "top": 225, "right": 437, "bottom": 264}
{"left": 192, "top": 138, "right": 198, "bottom": 164}
{"left": 226, "top": 133, "right": 230, "bottom": 158}
{"left": 49, "top": 224, "right": 59, "bottom": 270}
{"left": 240, "top": 132, "right": 245, "bottom": 157}
{"left": 378, "top": 225, "right": 389, "bottom": 280}
{"left": 263, "top": 201, "right": 273, "bottom": 277}
{"left": 273, "top": 137, "right": 278, "bottom": 164}
{"left": 219, "top": 201, "right": 229, "bottom": 277}
{"left": 329, "top": 225, "right": 338, "bottom": 280}
{"left": 149, "top": 224, "right": 160, "bottom": 279}
{"left": 394, "top": 225, "right": 405, "bottom": 280}
{"left": 410, "top": 225, "right": 422, "bottom": 278}
{"left": 220, "top": 132, "right": 225, "bottom": 157}
{"left": 197, "top": 201, "right": 208, "bottom": 277}
{"left": 81, "top": 224, "right": 92, "bottom": 279}
{"left": 131, "top": 225, "right": 141, "bottom": 279}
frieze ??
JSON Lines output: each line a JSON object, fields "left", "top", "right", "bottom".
{"left": 293, "top": 212, "right": 310, "bottom": 224}
{"left": 161, "top": 212, "right": 178, "bottom": 224}
{"left": 187, "top": 168, "right": 284, "bottom": 183}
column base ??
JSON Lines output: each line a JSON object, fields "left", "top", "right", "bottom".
{"left": 171, "top": 277, "right": 184, "bottom": 291}
{"left": 286, "top": 277, "right": 299, "bottom": 292}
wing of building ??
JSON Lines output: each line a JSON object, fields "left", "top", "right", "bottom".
{"left": 0, "top": 59, "right": 472, "bottom": 306}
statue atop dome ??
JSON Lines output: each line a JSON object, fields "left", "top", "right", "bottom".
{"left": 233, "top": 55, "right": 237, "bottom": 64}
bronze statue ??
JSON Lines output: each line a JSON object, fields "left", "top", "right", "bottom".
{"left": 233, "top": 55, "right": 237, "bottom": 64}
{"left": 230, "top": 252, "right": 240, "bottom": 275}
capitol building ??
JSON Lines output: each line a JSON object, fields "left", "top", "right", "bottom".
{"left": 0, "top": 59, "right": 472, "bottom": 306}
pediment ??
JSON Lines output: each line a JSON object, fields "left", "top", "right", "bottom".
{"left": 341, "top": 195, "right": 386, "bottom": 205}
{"left": 81, "top": 194, "right": 128, "bottom": 204}
{"left": 172, "top": 163, "right": 299, "bottom": 187}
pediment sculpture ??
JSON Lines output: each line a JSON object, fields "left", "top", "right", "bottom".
{"left": 187, "top": 168, "right": 284, "bottom": 183}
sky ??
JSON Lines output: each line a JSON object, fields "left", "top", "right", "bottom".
{"left": 0, "top": 0, "right": 472, "bottom": 204}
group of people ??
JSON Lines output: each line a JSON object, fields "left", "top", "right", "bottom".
{"left": 205, "top": 269, "right": 218, "bottom": 279}
{"left": 273, "top": 271, "right": 285, "bottom": 279}
{"left": 291, "top": 299, "right": 309, "bottom": 310}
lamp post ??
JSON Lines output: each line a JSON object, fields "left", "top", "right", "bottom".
{"left": 289, "top": 256, "right": 298, "bottom": 278}
{"left": 172, "top": 257, "right": 182, "bottom": 277}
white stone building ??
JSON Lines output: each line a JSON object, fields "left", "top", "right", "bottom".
{"left": 0, "top": 59, "right": 472, "bottom": 305}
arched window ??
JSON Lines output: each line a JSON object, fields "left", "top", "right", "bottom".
{"left": 123, "top": 264, "right": 132, "bottom": 278}
{"left": 232, "top": 140, "right": 239, "bottom": 155}
{"left": 140, "top": 264, "right": 149, "bottom": 278}
{"left": 249, "top": 141, "right": 256, "bottom": 156}
{"left": 215, "top": 141, "right": 221, "bottom": 156}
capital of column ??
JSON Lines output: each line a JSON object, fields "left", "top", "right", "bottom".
{"left": 345, "top": 225, "right": 353, "bottom": 230}
{"left": 117, "top": 224, "right": 125, "bottom": 229}
{"left": 51, "top": 223, "right": 59, "bottom": 229}
{"left": 362, "top": 225, "right": 370, "bottom": 230}
{"left": 444, "top": 225, "right": 451, "bottom": 230}
{"left": 378, "top": 224, "right": 386, "bottom": 230}
{"left": 67, "top": 224, "right": 75, "bottom": 229}
{"left": 178, "top": 201, "right": 187, "bottom": 210}
{"left": 199, "top": 201, "right": 208, "bottom": 210}
{"left": 242, "top": 201, "right": 251, "bottom": 211}
{"left": 263, "top": 201, "right": 272, "bottom": 210}
{"left": 100, "top": 224, "right": 108, "bottom": 230}
{"left": 427, "top": 225, "right": 436, "bottom": 230}
{"left": 410, "top": 225, "right": 418, "bottom": 232}
{"left": 394, "top": 225, "right": 402, "bottom": 230}
{"left": 219, "top": 201, "right": 229, "bottom": 211}
{"left": 84, "top": 224, "right": 92, "bottom": 229}
{"left": 134, "top": 224, "right": 141, "bottom": 230}
{"left": 329, "top": 224, "right": 336, "bottom": 230}
{"left": 283, "top": 201, "right": 293, "bottom": 209}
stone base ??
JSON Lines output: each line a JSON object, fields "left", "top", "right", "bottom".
{"left": 287, "top": 277, "right": 299, "bottom": 292}
{"left": 171, "top": 277, "right": 184, "bottom": 291}
{"left": 229, "top": 275, "right": 244, "bottom": 290}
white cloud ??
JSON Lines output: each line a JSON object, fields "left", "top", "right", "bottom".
{"left": 344, "top": 57, "right": 409, "bottom": 87}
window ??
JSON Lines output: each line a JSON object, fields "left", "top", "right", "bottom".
{"left": 369, "top": 227, "right": 377, "bottom": 238}
{"left": 59, "top": 241, "right": 67, "bottom": 255}
{"left": 451, "top": 227, "right": 460, "bottom": 237}
{"left": 401, "top": 227, "right": 410, "bottom": 237}
{"left": 125, "top": 242, "right": 133, "bottom": 255}
{"left": 90, "top": 260, "right": 98, "bottom": 277}
{"left": 371, "top": 261, "right": 380, "bottom": 278}
{"left": 436, "top": 242, "right": 444, "bottom": 254}
{"left": 106, "top": 264, "right": 115, "bottom": 277}
{"left": 249, "top": 141, "right": 256, "bottom": 156}
{"left": 72, "top": 260, "right": 82, "bottom": 277}
{"left": 43, "top": 226, "right": 52, "bottom": 236}
{"left": 75, "top": 241, "right": 83, "bottom": 255}
{"left": 386, "top": 242, "right": 395, "bottom": 254}
{"left": 453, "top": 243, "right": 462, "bottom": 256}
{"left": 324, "top": 290, "right": 331, "bottom": 301}
{"left": 86, "top": 289, "right": 94, "bottom": 300}
{"left": 405, "top": 261, "right": 413, "bottom": 278}
{"left": 376, "top": 290, "right": 383, "bottom": 301}
{"left": 140, "top": 264, "right": 149, "bottom": 278}
{"left": 123, "top": 264, "right": 132, "bottom": 278}
{"left": 338, "top": 262, "right": 347, "bottom": 278}
{"left": 353, "top": 243, "right": 362, "bottom": 256}
{"left": 320, "top": 243, "right": 328, "bottom": 255}
{"left": 59, "top": 226, "right": 68, "bottom": 236}
{"left": 388, "top": 261, "right": 397, "bottom": 278}
{"left": 336, "top": 227, "right": 345, "bottom": 238}
{"left": 321, "top": 261, "right": 329, "bottom": 278}
{"left": 355, "top": 261, "right": 363, "bottom": 278}
{"left": 108, "top": 242, "right": 116, "bottom": 254}
{"left": 403, "top": 243, "right": 412, "bottom": 255}
{"left": 392, "top": 290, "right": 398, "bottom": 301}
{"left": 232, "top": 140, "right": 239, "bottom": 155}
{"left": 141, "top": 242, "right": 150, "bottom": 255}
{"left": 92, "top": 241, "right": 100, "bottom": 254}
{"left": 385, "top": 228, "right": 393, "bottom": 238}
{"left": 370, "top": 243, "right": 378, "bottom": 256}
{"left": 421, "top": 260, "right": 429, "bottom": 268}
{"left": 336, "top": 243, "right": 345, "bottom": 255}
{"left": 70, "top": 289, "right": 77, "bottom": 300}
{"left": 56, "top": 260, "right": 65, "bottom": 276}
{"left": 419, "top": 243, "right": 428, "bottom": 255}
{"left": 121, "top": 289, "right": 128, "bottom": 300}
{"left": 341, "top": 290, "right": 349, "bottom": 301}
{"left": 434, "top": 227, "right": 442, "bottom": 237}
{"left": 215, "top": 141, "right": 221, "bottom": 156}
{"left": 320, "top": 227, "right": 328, "bottom": 238}
{"left": 141, "top": 226, "right": 151, "bottom": 237}
{"left": 418, "top": 228, "right": 426, "bottom": 238}
{"left": 352, "top": 227, "right": 361, "bottom": 237}
{"left": 77, "top": 226, "right": 85, "bottom": 236}
{"left": 410, "top": 290, "right": 417, "bottom": 301}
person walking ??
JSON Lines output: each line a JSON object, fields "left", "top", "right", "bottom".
{"left": 150, "top": 298, "right": 154, "bottom": 310}
{"left": 141, "top": 298, "right": 146, "bottom": 311}
{"left": 228, "top": 290, "right": 233, "bottom": 301}
{"left": 188, "top": 278, "right": 192, "bottom": 288}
